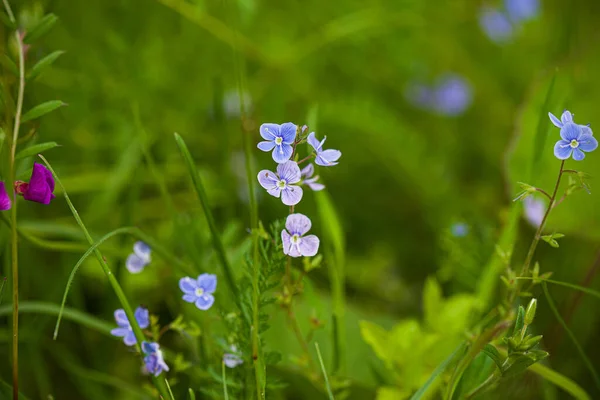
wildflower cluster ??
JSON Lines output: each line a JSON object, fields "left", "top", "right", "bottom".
{"left": 405, "top": 74, "right": 473, "bottom": 116}
{"left": 0, "top": 163, "right": 56, "bottom": 211}
{"left": 479, "top": 0, "right": 540, "bottom": 43}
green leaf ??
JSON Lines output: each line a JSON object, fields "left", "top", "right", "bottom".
{"left": 24, "top": 14, "right": 58, "bottom": 44}
{"left": 482, "top": 344, "right": 504, "bottom": 370}
{"left": 1, "top": 54, "right": 17, "bottom": 75}
{"left": 15, "top": 141, "right": 58, "bottom": 160}
{"left": 513, "top": 305, "right": 525, "bottom": 336}
{"left": 502, "top": 351, "right": 548, "bottom": 378}
{"left": 188, "top": 389, "right": 196, "bottom": 400}
{"left": 530, "top": 72, "right": 557, "bottom": 180}
{"left": 21, "top": 100, "right": 66, "bottom": 123}
{"left": 516, "top": 277, "right": 600, "bottom": 300}
{"left": 409, "top": 342, "right": 466, "bottom": 400}
{"left": 529, "top": 363, "right": 591, "bottom": 400}
{"left": 315, "top": 343, "right": 335, "bottom": 400}
{"left": 423, "top": 276, "right": 443, "bottom": 329}
{"left": 359, "top": 320, "right": 391, "bottom": 365}
{"left": 0, "top": 379, "right": 30, "bottom": 399}
{"left": 27, "top": 50, "right": 65, "bottom": 80}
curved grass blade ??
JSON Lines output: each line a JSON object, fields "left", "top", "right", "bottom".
{"left": 516, "top": 277, "right": 600, "bottom": 300}
{"left": 222, "top": 361, "right": 230, "bottom": 400}
{"left": 543, "top": 283, "right": 600, "bottom": 392}
{"left": 315, "top": 342, "right": 335, "bottom": 400}
{"left": 529, "top": 363, "right": 591, "bottom": 400}
{"left": 413, "top": 342, "right": 466, "bottom": 400}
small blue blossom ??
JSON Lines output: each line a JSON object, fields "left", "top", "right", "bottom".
{"left": 524, "top": 196, "right": 545, "bottom": 228}
{"left": 223, "top": 345, "right": 243, "bottom": 368}
{"left": 110, "top": 306, "right": 149, "bottom": 346}
{"left": 450, "top": 223, "right": 469, "bottom": 238}
{"left": 281, "top": 213, "right": 320, "bottom": 257}
{"left": 179, "top": 273, "right": 217, "bottom": 310}
{"left": 307, "top": 132, "right": 341, "bottom": 166}
{"left": 257, "top": 122, "right": 297, "bottom": 163}
{"left": 479, "top": 7, "right": 514, "bottom": 43}
{"left": 126, "top": 241, "right": 152, "bottom": 274}
{"left": 549, "top": 111, "right": 598, "bottom": 160}
{"left": 505, "top": 0, "right": 540, "bottom": 23}
{"left": 301, "top": 163, "right": 325, "bottom": 191}
{"left": 432, "top": 75, "right": 473, "bottom": 116}
{"left": 257, "top": 161, "right": 304, "bottom": 206}
{"left": 142, "top": 341, "right": 169, "bottom": 376}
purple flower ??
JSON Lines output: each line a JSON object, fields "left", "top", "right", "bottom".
{"left": 142, "top": 341, "right": 169, "bottom": 376}
{"left": 432, "top": 75, "right": 473, "bottom": 116}
{"left": 179, "top": 273, "right": 217, "bottom": 310}
{"left": 110, "top": 306, "right": 150, "bottom": 346}
{"left": 451, "top": 223, "right": 469, "bottom": 238}
{"left": 257, "top": 161, "right": 303, "bottom": 206}
{"left": 479, "top": 7, "right": 514, "bottom": 43}
{"left": 0, "top": 182, "right": 11, "bottom": 211}
{"left": 281, "top": 213, "right": 320, "bottom": 258}
{"left": 524, "top": 196, "right": 545, "bottom": 228}
{"left": 550, "top": 112, "right": 597, "bottom": 160}
{"left": 307, "top": 132, "right": 341, "bottom": 166}
{"left": 257, "top": 123, "right": 297, "bottom": 163}
{"left": 505, "top": 0, "right": 539, "bottom": 23}
{"left": 18, "top": 163, "right": 55, "bottom": 204}
{"left": 301, "top": 164, "right": 325, "bottom": 191}
{"left": 126, "top": 241, "right": 152, "bottom": 274}
{"left": 223, "top": 345, "right": 243, "bottom": 368}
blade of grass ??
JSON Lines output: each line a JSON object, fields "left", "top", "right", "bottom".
{"left": 529, "top": 72, "right": 557, "bottom": 182}
{"left": 38, "top": 155, "right": 173, "bottom": 400}
{"left": 188, "top": 388, "right": 196, "bottom": 400}
{"left": 222, "top": 361, "right": 230, "bottom": 400}
{"left": 315, "top": 343, "right": 335, "bottom": 400}
{"left": 542, "top": 283, "right": 600, "bottom": 392}
{"left": 529, "top": 363, "right": 591, "bottom": 400}
{"left": 516, "top": 277, "right": 600, "bottom": 300}
{"left": 411, "top": 342, "right": 465, "bottom": 400}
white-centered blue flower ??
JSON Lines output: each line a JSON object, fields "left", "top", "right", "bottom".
{"left": 142, "top": 341, "right": 169, "bottom": 376}
{"left": 257, "top": 122, "right": 297, "bottom": 163}
{"left": 281, "top": 213, "right": 320, "bottom": 258}
{"left": 549, "top": 110, "right": 597, "bottom": 161}
{"left": 110, "top": 306, "right": 149, "bottom": 346}
{"left": 257, "top": 161, "right": 303, "bottom": 206}
{"left": 126, "top": 241, "right": 152, "bottom": 273}
{"left": 179, "top": 273, "right": 217, "bottom": 310}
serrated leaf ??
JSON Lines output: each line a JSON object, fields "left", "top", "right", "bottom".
{"left": 27, "top": 50, "right": 65, "bottom": 80}
{"left": 24, "top": 14, "right": 58, "bottom": 44}
{"left": 21, "top": 101, "right": 66, "bottom": 123}
{"left": 482, "top": 344, "right": 504, "bottom": 370}
{"left": 15, "top": 142, "right": 58, "bottom": 160}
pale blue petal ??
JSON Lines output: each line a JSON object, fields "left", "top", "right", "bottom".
{"left": 300, "top": 163, "right": 314, "bottom": 178}
{"left": 224, "top": 353, "right": 243, "bottom": 368}
{"left": 560, "top": 123, "right": 581, "bottom": 141}
{"left": 133, "top": 241, "right": 151, "bottom": 263}
{"left": 306, "top": 180, "right": 325, "bottom": 191}
{"left": 124, "top": 330, "right": 137, "bottom": 346}
{"left": 307, "top": 132, "right": 321, "bottom": 151}
{"left": 135, "top": 307, "right": 150, "bottom": 329}
{"left": 126, "top": 254, "right": 146, "bottom": 274}
{"left": 279, "top": 122, "right": 297, "bottom": 144}
{"left": 197, "top": 273, "right": 217, "bottom": 293}
{"left": 579, "top": 134, "right": 598, "bottom": 152}
{"left": 111, "top": 327, "right": 129, "bottom": 338}
{"left": 179, "top": 277, "right": 197, "bottom": 294}
{"left": 548, "top": 112, "right": 563, "bottom": 128}
{"left": 195, "top": 294, "right": 215, "bottom": 310}
{"left": 315, "top": 149, "right": 341, "bottom": 166}
{"left": 299, "top": 234, "right": 319, "bottom": 257}
{"left": 257, "top": 169, "right": 278, "bottom": 190}
{"left": 266, "top": 186, "right": 282, "bottom": 198}
{"left": 114, "top": 309, "right": 129, "bottom": 326}
{"left": 276, "top": 161, "right": 301, "bottom": 184}
{"left": 285, "top": 213, "right": 311, "bottom": 236}
{"left": 572, "top": 148, "right": 585, "bottom": 161}
{"left": 260, "top": 123, "right": 279, "bottom": 140}
{"left": 581, "top": 125, "right": 593, "bottom": 136}
{"left": 257, "top": 141, "right": 276, "bottom": 152}
{"left": 182, "top": 293, "right": 197, "bottom": 303}
{"left": 281, "top": 185, "right": 303, "bottom": 206}
{"left": 561, "top": 110, "right": 573, "bottom": 124}
{"left": 554, "top": 140, "right": 573, "bottom": 160}
{"left": 142, "top": 341, "right": 158, "bottom": 354}
{"left": 272, "top": 143, "right": 293, "bottom": 163}
{"left": 281, "top": 229, "right": 292, "bottom": 256}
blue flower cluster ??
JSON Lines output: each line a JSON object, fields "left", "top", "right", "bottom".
{"left": 126, "top": 241, "right": 152, "bottom": 273}
{"left": 405, "top": 74, "right": 473, "bottom": 116}
{"left": 479, "top": 0, "right": 540, "bottom": 43}
{"left": 256, "top": 122, "right": 341, "bottom": 257}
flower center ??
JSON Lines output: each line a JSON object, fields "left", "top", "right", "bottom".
{"left": 275, "top": 137, "right": 283, "bottom": 145}
{"left": 277, "top": 180, "right": 287, "bottom": 189}
{"left": 570, "top": 139, "right": 579, "bottom": 148}
{"left": 291, "top": 234, "right": 301, "bottom": 244}
{"left": 195, "top": 288, "right": 204, "bottom": 297}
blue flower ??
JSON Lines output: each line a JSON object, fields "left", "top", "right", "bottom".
{"left": 432, "top": 75, "right": 473, "bottom": 116}
{"left": 257, "top": 160, "right": 304, "bottom": 206}
{"left": 450, "top": 223, "right": 469, "bottom": 238}
{"left": 505, "top": 0, "right": 539, "bottom": 23}
{"left": 257, "top": 122, "right": 297, "bottom": 163}
{"left": 549, "top": 111, "right": 598, "bottom": 160}
{"left": 479, "top": 7, "right": 514, "bottom": 43}
{"left": 223, "top": 345, "right": 243, "bottom": 368}
{"left": 142, "top": 341, "right": 169, "bottom": 376}
{"left": 524, "top": 196, "right": 545, "bottom": 228}
{"left": 110, "top": 306, "right": 149, "bottom": 346}
{"left": 179, "top": 273, "right": 217, "bottom": 310}
{"left": 281, "top": 213, "right": 320, "bottom": 257}
{"left": 126, "top": 241, "right": 152, "bottom": 274}
{"left": 307, "top": 132, "right": 341, "bottom": 166}
{"left": 300, "top": 163, "right": 325, "bottom": 191}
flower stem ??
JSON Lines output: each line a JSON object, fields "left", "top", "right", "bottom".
{"left": 464, "top": 371, "right": 501, "bottom": 399}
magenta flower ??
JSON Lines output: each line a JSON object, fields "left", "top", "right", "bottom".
{"left": 257, "top": 161, "right": 303, "bottom": 206}
{"left": 0, "top": 182, "right": 11, "bottom": 211}
{"left": 281, "top": 213, "right": 320, "bottom": 257}
{"left": 15, "top": 163, "right": 55, "bottom": 204}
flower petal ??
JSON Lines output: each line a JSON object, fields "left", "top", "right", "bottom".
{"left": 281, "top": 229, "right": 291, "bottom": 256}
{"left": 257, "top": 141, "right": 276, "bottom": 152}
{"left": 299, "top": 234, "right": 320, "bottom": 257}
{"left": 179, "top": 277, "right": 197, "bottom": 294}
{"left": 272, "top": 143, "right": 293, "bottom": 163}
{"left": 135, "top": 307, "right": 150, "bottom": 329}
{"left": 0, "top": 182, "right": 11, "bottom": 211}
{"left": 561, "top": 110, "right": 573, "bottom": 124}
{"left": 572, "top": 148, "right": 585, "bottom": 161}
{"left": 133, "top": 241, "right": 151, "bottom": 263}
{"left": 276, "top": 161, "right": 301, "bottom": 184}
{"left": 306, "top": 180, "right": 325, "bottom": 191}
{"left": 111, "top": 327, "right": 129, "bottom": 338}
{"left": 307, "top": 132, "right": 321, "bottom": 151}
{"left": 260, "top": 123, "right": 279, "bottom": 140}
{"left": 24, "top": 163, "right": 54, "bottom": 204}
{"left": 560, "top": 123, "right": 581, "bottom": 141}
{"left": 142, "top": 341, "right": 157, "bottom": 354}
{"left": 554, "top": 140, "right": 573, "bottom": 160}
{"left": 257, "top": 170, "right": 278, "bottom": 190}
{"left": 195, "top": 294, "right": 215, "bottom": 310}
{"left": 267, "top": 186, "right": 282, "bottom": 198}
{"left": 300, "top": 163, "right": 314, "bottom": 178}
{"left": 286, "top": 213, "right": 312, "bottom": 236}
{"left": 126, "top": 254, "right": 146, "bottom": 273}
{"left": 315, "top": 149, "right": 341, "bottom": 166}
{"left": 279, "top": 122, "right": 297, "bottom": 144}
{"left": 124, "top": 330, "right": 137, "bottom": 346}
{"left": 281, "top": 185, "right": 303, "bottom": 206}
{"left": 197, "top": 273, "right": 217, "bottom": 293}
{"left": 182, "top": 294, "right": 197, "bottom": 303}
{"left": 581, "top": 125, "right": 593, "bottom": 136}
{"left": 548, "top": 112, "right": 563, "bottom": 128}
{"left": 114, "top": 309, "right": 129, "bottom": 326}
{"left": 579, "top": 134, "right": 598, "bottom": 152}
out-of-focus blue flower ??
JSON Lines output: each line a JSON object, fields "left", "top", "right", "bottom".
{"left": 126, "top": 241, "right": 152, "bottom": 274}
{"left": 223, "top": 90, "right": 253, "bottom": 119}
{"left": 451, "top": 223, "right": 469, "bottom": 238}
{"left": 479, "top": 7, "right": 514, "bottom": 43}
{"left": 432, "top": 75, "right": 473, "bottom": 116}
{"left": 179, "top": 273, "right": 217, "bottom": 310}
{"left": 553, "top": 121, "right": 598, "bottom": 161}
{"left": 281, "top": 213, "right": 320, "bottom": 257}
{"left": 110, "top": 306, "right": 149, "bottom": 346}
{"left": 307, "top": 132, "right": 341, "bottom": 166}
{"left": 257, "top": 161, "right": 303, "bottom": 206}
{"left": 301, "top": 163, "right": 325, "bottom": 191}
{"left": 142, "top": 341, "right": 169, "bottom": 376}
{"left": 257, "top": 123, "right": 297, "bottom": 163}
{"left": 0, "top": 182, "right": 11, "bottom": 211}
{"left": 505, "top": 0, "right": 540, "bottom": 23}
{"left": 223, "top": 345, "right": 243, "bottom": 368}
{"left": 404, "top": 82, "right": 434, "bottom": 110}
{"left": 524, "top": 196, "right": 545, "bottom": 228}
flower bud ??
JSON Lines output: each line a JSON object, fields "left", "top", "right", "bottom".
{"left": 525, "top": 298, "right": 537, "bottom": 325}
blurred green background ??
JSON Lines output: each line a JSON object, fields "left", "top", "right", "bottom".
{"left": 1, "top": 0, "right": 600, "bottom": 398}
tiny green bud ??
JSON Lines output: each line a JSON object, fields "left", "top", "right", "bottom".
{"left": 525, "top": 298, "right": 537, "bottom": 325}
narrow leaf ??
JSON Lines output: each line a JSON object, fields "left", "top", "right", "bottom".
{"left": 27, "top": 50, "right": 65, "bottom": 80}
{"left": 513, "top": 305, "right": 525, "bottom": 335}
{"left": 529, "top": 363, "right": 591, "bottom": 400}
{"left": 15, "top": 141, "right": 58, "bottom": 160}
{"left": 530, "top": 72, "right": 557, "bottom": 181}
{"left": 410, "top": 342, "right": 465, "bottom": 400}
{"left": 1, "top": 54, "right": 17, "bottom": 75}
{"left": 482, "top": 344, "right": 504, "bottom": 370}
{"left": 21, "top": 100, "right": 66, "bottom": 123}
{"left": 222, "top": 361, "right": 230, "bottom": 400}
{"left": 315, "top": 343, "right": 335, "bottom": 400}
{"left": 24, "top": 14, "right": 58, "bottom": 44}
{"left": 515, "top": 277, "right": 600, "bottom": 300}
{"left": 188, "top": 389, "right": 196, "bottom": 400}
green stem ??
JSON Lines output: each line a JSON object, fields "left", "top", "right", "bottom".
{"left": 38, "top": 155, "right": 173, "bottom": 400}
{"left": 465, "top": 371, "right": 501, "bottom": 399}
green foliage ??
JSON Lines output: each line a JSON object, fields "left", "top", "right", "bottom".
{"left": 20, "top": 101, "right": 66, "bottom": 123}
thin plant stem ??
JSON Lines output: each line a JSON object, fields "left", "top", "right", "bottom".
{"left": 287, "top": 302, "right": 316, "bottom": 372}
{"left": 464, "top": 371, "right": 501, "bottom": 399}
{"left": 315, "top": 343, "right": 335, "bottom": 400}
